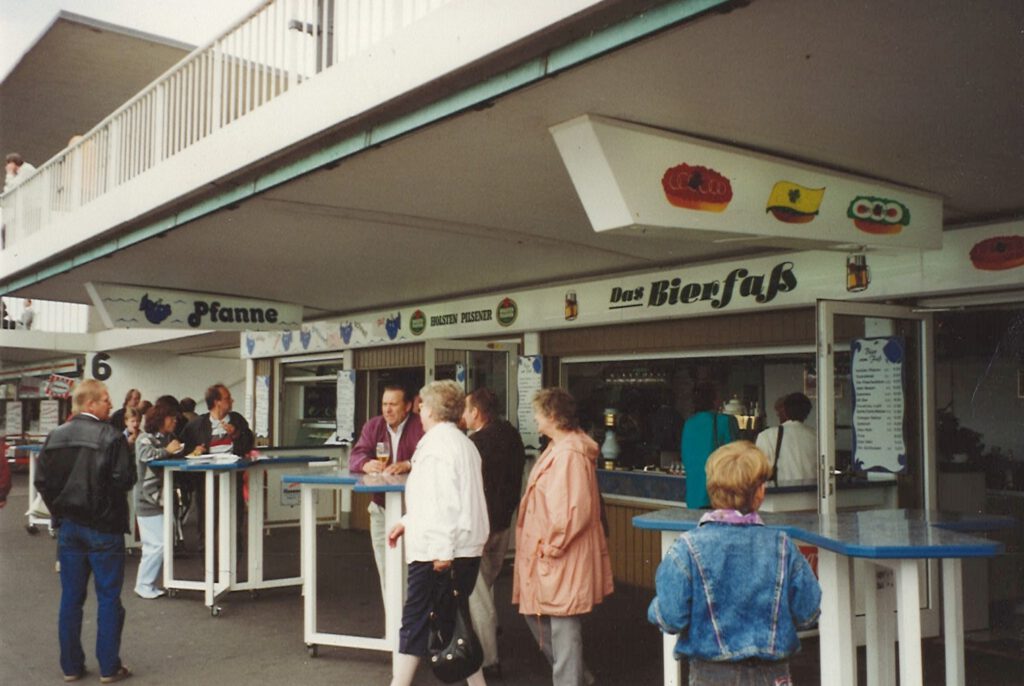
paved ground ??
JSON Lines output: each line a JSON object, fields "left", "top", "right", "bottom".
{"left": 1, "top": 472, "right": 1021, "bottom": 685}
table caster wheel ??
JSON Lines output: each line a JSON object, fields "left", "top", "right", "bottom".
{"left": 167, "top": 589, "right": 178, "bottom": 598}
{"left": 307, "top": 644, "right": 318, "bottom": 658}
{"left": 211, "top": 605, "right": 222, "bottom": 617}
{"left": 25, "top": 524, "right": 39, "bottom": 535}
{"left": 48, "top": 528, "right": 57, "bottom": 539}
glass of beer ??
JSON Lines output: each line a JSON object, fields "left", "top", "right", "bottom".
{"left": 375, "top": 441, "right": 389, "bottom": 468}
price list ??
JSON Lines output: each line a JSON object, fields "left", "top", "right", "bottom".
{"left": 851, "top": 337, "right": 906, "bottom": 473}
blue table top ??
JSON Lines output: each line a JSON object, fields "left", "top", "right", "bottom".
{"left": 152, "top": 455, "right": 332, "bottom": 471}
{"left": 281, "top": 469, "right": 407, "bottom": 493}
{"left": 633, "top": 508, "right": 1010, "bottom": 559}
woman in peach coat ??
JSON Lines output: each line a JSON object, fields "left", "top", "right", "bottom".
{"left": 513, "top": 387, "right": 613, "bottom": 686}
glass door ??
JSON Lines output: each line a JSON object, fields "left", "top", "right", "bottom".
{"left": 424, "top": 340, "right": 518, "bottom": 425}
{"left": 816, "top": 300, "right": 935, "bottom": 514}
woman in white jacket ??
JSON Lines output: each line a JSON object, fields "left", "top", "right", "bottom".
{"left": 387, "top": 380, "right": 489, "bottom": 686}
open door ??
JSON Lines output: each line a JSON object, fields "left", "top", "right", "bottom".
{"left": 816, "top": 300, "right": 935, "bottom": 513}
{"left": 816, "top": 299, "right": 939, "bottom": 641}
{"left": 424, "top": 340, "right": 519, "bottom": 425}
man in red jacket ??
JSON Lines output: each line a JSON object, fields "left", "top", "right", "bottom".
{"left": 349, "top": 385, "right": 424, "bottom": 592}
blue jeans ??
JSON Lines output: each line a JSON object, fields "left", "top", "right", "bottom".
{"left": 57, "top": 520, "right": 126, "bottom": 678}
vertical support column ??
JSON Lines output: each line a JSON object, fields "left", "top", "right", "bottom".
{"left": 224, "top": 470, "right": 236, "bottom": 588}
{"left": 894, "top": 559, "right": 924, "bottom": 686}
{"left": 942, "top": 559, "right": 965, "bottom": 686}
{"left": 301, "top": 483, "right": 318, "bottom": 642}
{"left": 865, "top": 563, "right": 896, "bottom": 686}
{"left": 383, "top": 490, "right": 404, "bottom": 669}
{"left": 204, "top": 470, "right": 216, "bottom": 608}
{"left": 163, "top": 467, "right": 176, "bottom": 588}
{"left": 248, "top": 465, "right": 264, "bottom": 587}
{"left": 659, "top": 531, "right": 681, "bottom": 686}
{"left": 818, "top": 549, "right": 857, "bottom": 686}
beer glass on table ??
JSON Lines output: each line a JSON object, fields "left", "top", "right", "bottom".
{"left": 375, "top": 441, "right": 390, "bottom": 469}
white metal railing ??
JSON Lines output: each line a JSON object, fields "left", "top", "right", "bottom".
{"left": 0, "top": 0, "right": 452, "bottom": 251}
{"left": 0, "top": 297, "right": 89, "bottom": 333}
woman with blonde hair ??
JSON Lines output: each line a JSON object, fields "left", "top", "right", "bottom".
{"left": 514, "top": 387, "right": 613, "bottom": 686}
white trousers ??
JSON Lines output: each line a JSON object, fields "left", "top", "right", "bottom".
{"left": 368, "top": 502, "right": 407, "bottom": 598}
{"left": 135, "top": 514, "right": 164, "bottom": 595}
{"left": 468, "top": 527, "right": 511, "bottom": 667}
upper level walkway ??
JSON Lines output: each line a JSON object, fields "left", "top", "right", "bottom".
{"left": 0, "top": 0, "right": 629, "bottom": 289}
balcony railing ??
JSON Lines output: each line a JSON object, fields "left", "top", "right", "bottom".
{"left": 0, "top": 297, "right": 90, "bottom": 334}
{"left": 0, "top": 0, "right": 452, "bottom": 251}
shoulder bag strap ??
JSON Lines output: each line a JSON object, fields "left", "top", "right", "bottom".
{"left": 771, "top": 425, "right": 785, "bottom": 484}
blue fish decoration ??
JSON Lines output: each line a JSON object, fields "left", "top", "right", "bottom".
{"left": 138, "top": 294, "right": 172, "bottom": 325}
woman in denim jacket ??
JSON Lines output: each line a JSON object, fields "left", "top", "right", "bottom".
{"left": 649, "top": 441, "right": 820, "bottom": 685}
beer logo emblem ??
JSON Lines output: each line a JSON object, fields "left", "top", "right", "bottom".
{"left": 496, "top": 297, "right": 518, "bottom": 327}
{"left": 410, "top": 310, "right": 427, "bottom": 336}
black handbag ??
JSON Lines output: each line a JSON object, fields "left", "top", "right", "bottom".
{"left": 428, "top": 567, "right": 483, "bottom": 684}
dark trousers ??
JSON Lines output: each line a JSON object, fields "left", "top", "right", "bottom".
{"left": 399, "top": 557, "right": 480, "bottom": 656}
{"left": 57, "top": 520, "right": 126, "bottom": 678}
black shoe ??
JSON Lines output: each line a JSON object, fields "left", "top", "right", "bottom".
{"left": 482, "top": 664, "right": 503, "bottom": 679}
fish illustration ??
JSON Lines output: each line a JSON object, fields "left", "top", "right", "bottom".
{"left": 281, "top": 330, "right": 293, "bottom": 350}
{"left": 245, "top": 335, "right": 256, "bottom": 355}
{"left": 385, "top": 312, "right": 401, "bottom": 340}
{"left": 138, "top": 294, "right": 172, "bottom": 325}
{"left": 340, "top": 322, "right": 353, "bottom": 344}
{"left": 300, "top": 328, "right": 312, "bottom": 349}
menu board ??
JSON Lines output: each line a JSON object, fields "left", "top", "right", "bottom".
{"left": 5, "top": 401, "right": 23, "bottom": 436}
{"left": 254, "top": 375, "right": 271, "bottom": 438}
{"left": 40, "top": 400, "right": 60, "bottom": 434}
{"left": 851, "top": 337, "right": 906, "bottom": 473}
{"left": 335, "top": 370, "right": 356, "bottom": 443}
{"left": 517, "top": 355, "right": 543, "bottom": 449}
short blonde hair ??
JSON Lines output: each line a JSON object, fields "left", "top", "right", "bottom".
{"left": 73, "top": 379, "right": 107, "bottom": 414}
{"left": 419, "top": 380, "right": 465, "bottom": 424}
{"left": 706, "top": 441, "right": 771, "bottom": 513}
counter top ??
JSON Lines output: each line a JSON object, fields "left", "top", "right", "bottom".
{"left": 633, "top": 508, "right": 1010, "bottom": 559}
{"left": 281, "top": 469, "right": 407, "bottom": 492}
{"left": 598, "top": 468, "right": 895, "bottom": 503}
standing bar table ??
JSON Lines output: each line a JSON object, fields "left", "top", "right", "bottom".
{"left": 633, "top": 509, "right": 1007, "bottom": 686}
{"left": 153, "top": 455, "right": 331, "bottom": 615}
{"left": 282, "top": 470, "right": 406, "bottom": 669}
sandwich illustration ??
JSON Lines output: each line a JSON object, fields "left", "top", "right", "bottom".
{"left": 661, "top": 163, "right": 733, "bottom": 212}
{"left": 847, "top": 196, "right": 911, "bottom": 234}
{"left": 765, "top": 181, "right": 825, "bottom": 224}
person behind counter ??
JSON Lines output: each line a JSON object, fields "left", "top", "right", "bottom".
{"left": 756, "top": 392, "right": 816, "bottom": 483}
{"left": 648, "top": 441, "right": 821, "bottom": 684}
{"left": 681, "top": 381, "right": 738, "bottom": 508}
{"left": 349, "top": 384, "right": 424, "bottom": 595}
{"left": 514, "top": 387, "right": 613, "bottom": 686}
{"left": 386, "top": 380, "right": 490, "bottom": 686}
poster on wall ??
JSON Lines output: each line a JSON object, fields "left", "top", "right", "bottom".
{"left": 40, "top": 400, "right": 60, "bottom": 434}
{"left": 5, "top": 401, "right": 23, "bottom": 436}
{"left": 254, "top": 375, "right": 270, "bottom": 438}
{"left": 517, "top": 356, "right": 543, "bottom": 449}
{"left": 851, "top": 337, "right": 906, "bottom": 473}
{"left": 335, "top": 370, "right": 356, "bottom": 443}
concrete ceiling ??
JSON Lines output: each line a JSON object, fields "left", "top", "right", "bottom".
{"left": 12, "top": 0, "right": 1024, "bottom": 328}
{"left": 0, "top": 12, "right": 192, "bottom": 166}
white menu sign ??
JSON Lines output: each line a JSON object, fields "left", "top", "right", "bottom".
{"left": 40, "top": 400, "right": 60, "bottom": 434}
{"left": 517, "top": 356, "right": 543, "bottom": 449}
{"left": 5, "top": 401, "right": 23, "bottom": 436}
{"left": 851, "top": 337, "right": 906, "bottom": 473}
{"left": 254, "top": 375, "right": 270, "bottom": 438}
{"left": 335, "top": 370, "right": 356, "bottom": 443}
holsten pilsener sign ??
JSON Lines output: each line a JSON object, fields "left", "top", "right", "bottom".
{"left": 86, "top": 282, "right": 302, "bottom": 331}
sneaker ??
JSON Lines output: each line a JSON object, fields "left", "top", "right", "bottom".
{"left": 63, "top": 669, "right": 87, "bottom": 682}
{"left": 100, "top": 666, "right": 132, "bottom": 683}
{"left": 134, "top": 588, "right": 166, "bottom": 600}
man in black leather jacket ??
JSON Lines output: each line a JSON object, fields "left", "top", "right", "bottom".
{"left": 35, "top": 379, "right": 135, "bottom": 683}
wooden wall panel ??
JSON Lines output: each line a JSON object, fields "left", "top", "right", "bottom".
{"left": 541, "top": 308, "right": 815, "bottom": 357}
{"left": 604, "top": 499, "right": 665, "bottom": 590}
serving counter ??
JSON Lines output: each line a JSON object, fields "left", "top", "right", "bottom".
{"left": 597, "top": 468, "right": 898, "bottom": 588}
